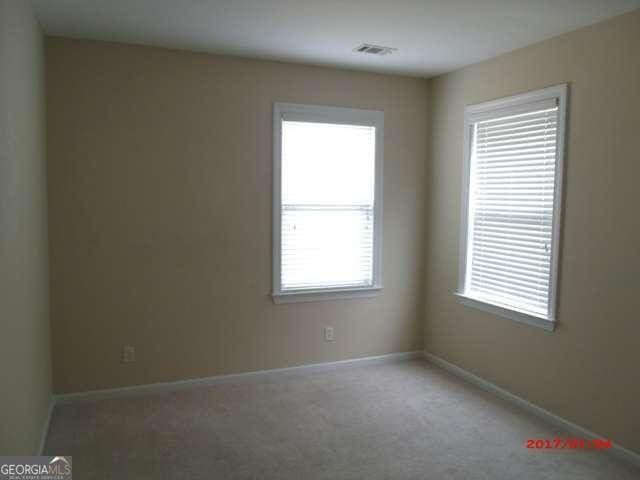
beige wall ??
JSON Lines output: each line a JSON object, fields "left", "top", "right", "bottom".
{"left": 425, "top": 9, "right": 640, "bottom": 453}
{"left": 45, "top": 38, "right": 429, "bottom": 394}
{"left": 0, "top": 0, "right": 51, "bottom": 454}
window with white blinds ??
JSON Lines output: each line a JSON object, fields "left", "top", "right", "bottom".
{"left": 272, "top": 103, "right": 383, "bottom": 303}
{"left": 457, "top": 85, "right": 567, "bottom": 328}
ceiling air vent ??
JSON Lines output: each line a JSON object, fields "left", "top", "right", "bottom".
{"left": 354, "top": 44, "right": 397, "bottom": 56}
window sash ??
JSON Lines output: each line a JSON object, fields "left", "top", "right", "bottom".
{"left": 281, "top": 205, "right": 374, "bottom": 291}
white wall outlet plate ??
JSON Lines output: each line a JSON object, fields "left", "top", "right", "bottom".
{"left": 323, "top": 327, "right": 334, "bottom": 342}
{"left": 122, "top": 345, "right": 136, "bottom": 363}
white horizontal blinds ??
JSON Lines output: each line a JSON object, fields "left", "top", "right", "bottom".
{"left": 466, "top": 103, "right": 559, "bottom": 317}
{"left": 280, "top": 120, "right": 376, "bottom": 291}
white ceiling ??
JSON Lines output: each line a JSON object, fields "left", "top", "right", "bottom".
{"left": 32, "top": 0, "right": 640, "bottom": 77}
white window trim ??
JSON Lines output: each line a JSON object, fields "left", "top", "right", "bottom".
{"left": 456, "top": 84, "right": 568, "bottom": 330}
{"left": 272, "top": 102, "right": 384, "bottom": 304}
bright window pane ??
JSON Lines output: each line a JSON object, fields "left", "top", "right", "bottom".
{"left": 282, "top": 121, "right": 375, "bottom": 206}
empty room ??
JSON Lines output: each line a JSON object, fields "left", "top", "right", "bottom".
{"left": 2, "top": 0, "right": 639, "bottom": 478}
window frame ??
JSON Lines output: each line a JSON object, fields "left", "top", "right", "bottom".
{"left": 455, "top": 84, "right": 568, "bottom": 331}
{"left": 272, "top": 102, "right": 384, "bottom": 304}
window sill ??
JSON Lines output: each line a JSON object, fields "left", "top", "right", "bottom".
{"left": 272, "top": 286, "right": 382, "bottom": 304}
{"left": 453, "top": 292, "right": 556, "bottom": 332}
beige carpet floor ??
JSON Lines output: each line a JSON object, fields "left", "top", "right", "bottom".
{"left": 44, "top": 359, "right": 639, "bottom": 479}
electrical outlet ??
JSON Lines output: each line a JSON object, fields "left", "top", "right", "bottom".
{"left": 122, "top": 345, "right": 136, "bottom": 363}
{"left": 323, "top": 327, "right": 334, "bottom": 342}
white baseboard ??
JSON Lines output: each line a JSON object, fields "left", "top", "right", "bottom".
{"left": 423, "top": 351, "right": 640, "bottom": 468}
{"left": 38, "top": 396, "right": 54, "bottom": 455}
{"left": 54, "top": 351, "right": 422, "bottom": 405}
